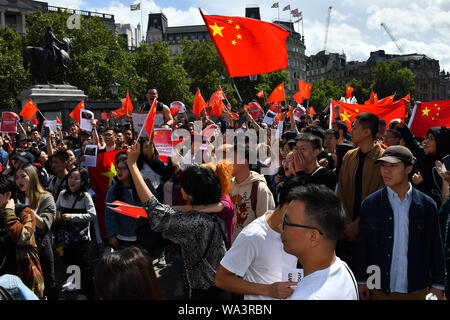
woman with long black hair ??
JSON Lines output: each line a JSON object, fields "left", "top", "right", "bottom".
{"left": 54, "top": 166, "right": 96, "bottom": 299}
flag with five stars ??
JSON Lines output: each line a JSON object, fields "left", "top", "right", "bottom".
{"left": 365, "top": 90, "right": 378, "bottom": 105}
{"left": 88, "top": 148, "right": 126, "bottom": 239}
{"left": 409, "top": 99, "right": 450, "bottom": 138}
{"left": 20, "top": 99, "right": 39, "bottom": 120}
{"left": 208, "top": 89, "right": 226, "bottom": 118}
{"left": 200, "top": 10, "right": 289, "bottom": 77}
{"left": 336, "top": 99, "right": 407, "bottom": 131}
{"left": 266, "top": 83, "right": 286, "bottom": 105}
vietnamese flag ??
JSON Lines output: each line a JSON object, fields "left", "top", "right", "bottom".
{"left": 409, "top": 99, "right": 450, "bottom": 138}
{"left": 69, "top": 100, "right": 85, "bottom": 123}
{"left": 346, "top": 86, "right": 354, "bottom": 99}
{"left": 20, "top": 99, "right": 39, "bottom": 120}
{"left": 256, "top": 90, "right": 264, "bottom": 98}
{"left": 88, "top": 148, "right": 126, "bottom": 239}
{"left": 337, "top": 99, "right": 407, "bottom": 131}
{"left": 193, "top": 89, "right": 207, "bottom": 118}
{"left": 200, "top": 10, "right": 289, "bottom": 77}
{"left": 266, "top": 83, "right": 285, "bottom": 105}
{"left": 208, "top": 89, "right": 226, "bottom": 118}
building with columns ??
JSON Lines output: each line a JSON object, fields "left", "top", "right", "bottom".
{"left": 0, "top": 0, "right": 46, "bottom": 34}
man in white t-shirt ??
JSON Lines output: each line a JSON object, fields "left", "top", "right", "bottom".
{"left": 215, "top": 177, "right": 304, "bottom": 300}
{"left": 281, "top": 184, "right": 358, "bottom": 300}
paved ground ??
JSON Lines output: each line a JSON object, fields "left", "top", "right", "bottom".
{"left": 154, "top": 258, "right": 188, "bottom": 300}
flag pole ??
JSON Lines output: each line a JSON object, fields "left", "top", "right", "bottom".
{"left": 219, "top": 85, "right": 232, "bottom": 113}
{"left": 231, "top": 78, "right": 243, "bottom": 103}
{"left": 140, "top": 4, "right": 144, "bottom": 43}
{"left": 134, "top": 99, "right": 156, "bottom": 145}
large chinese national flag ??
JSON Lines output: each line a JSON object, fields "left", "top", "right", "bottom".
{"left": 200, "top": 10, "right": 289, "bottom": 77}
{"left": 88, "top": 148, "right": 126, "bottom": 240}
{"left": 266, "top": 83, "right": 285, "bottom": 105}
{"left": 409, "top": 100, "right": 450, "bottom": 138}
{"left": 337, "top": 99, "right": 407, "bottom": 131}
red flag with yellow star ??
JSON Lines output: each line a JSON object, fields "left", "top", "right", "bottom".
{"left": 365, "top": 90, "right": 378, "bottom": 105}
{"left": 293, "top": 80, "right": 312, "bottom": 104}
{"left": 346, "top": 86, "right": 354, "bottom": 99}
{"left": 266, "top": 83, "right": 285, "bottom": 105}
{"left": 336, "top": 99, "right": 407, "bottom": 131}
{"left": 88, "top": 148, "right": 126, "bottom": 239}
{"left": 200, "top": 10, "right": 289, "bottom": 77}
{"left": 69, "top": 100, "right": 85, "bottom": 123}
{"left": 20, "top": 99, "right": 39, "bottom": 120}
{"left": 409, "top": 100, "right": 450, "bottom": 138}
{"left": 193, "top": 89, "right": 207, "bottom": 118}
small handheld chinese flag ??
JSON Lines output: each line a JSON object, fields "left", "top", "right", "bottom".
{"left": 193, "top": 89, "right": 207, "bottom": 118}
{"left": 256, "top": 90, "right": 264, "bottom": 98}
{"left": 69, "top": 100, "right": 85, "bottom": 123}
{"left": 346, "top": 86, "right": 354, "bottom": 99}
{"left": 265, "top": 83, "right": 285, "bottom": 105}
{"left": 144, "top": 99, "right": 158, "bottom": 138}
{"left": 20, "top": 99, "right": 39, "bottom": 120}
{"left": 365, "top": 90, "right": 378, "bottom": 105}
{"left": 293, "top": 80, "right": 312, "bottom": 104}
{"left": 208, "top": 89, "right": 226, "bottom": 118}
{"left": 200, "top": 10, "right": 289, "bottom": 77}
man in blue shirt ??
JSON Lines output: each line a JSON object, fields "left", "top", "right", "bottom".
{"left": 355, "top": 145, "right": 447, "bottom": 300}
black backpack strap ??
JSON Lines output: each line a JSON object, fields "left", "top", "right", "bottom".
{"left": 250, "top": 181, "right": 261, "bottom": 213}
{"left": 0, "top": 286, "right": 15, "bottom": 300}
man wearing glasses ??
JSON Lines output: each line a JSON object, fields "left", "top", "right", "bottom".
{"left": 281, "top": 184, "right": 358, "bottom": 300}
{"left": 215, "top": 177, "right": 304, "bottom": 300}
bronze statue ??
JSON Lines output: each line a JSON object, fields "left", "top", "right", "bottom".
{"left": 23, "top": 26, "right": 73, "bottom": 85}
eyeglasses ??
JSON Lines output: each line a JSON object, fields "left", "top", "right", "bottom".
{"left": 282, "top": 214, "right": 324, "bottom": 235}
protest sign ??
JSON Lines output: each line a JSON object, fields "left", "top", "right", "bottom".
{"left": 44, "top": 120, "right": 57, "bottom": 132}
{"left": 153, "top": 128, "right": 173, "bottom": 156}
{"left": 80, "top": 109, "right": 94, "bottom": 132}
{"left": 132, "top": 112, "right": 149, "bottom": 138}
{"left": 263, "top": 110, "right": 277, "bottom": 125}
{"left": 82, "top": 145, "right": 98, "bottom": 167}
{"left": 1, "top": 112, "right": 18, "bottom": 133}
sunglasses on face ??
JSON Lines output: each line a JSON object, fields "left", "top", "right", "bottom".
{"left": 282, "top": 214, "right": 324, "bottom": 235}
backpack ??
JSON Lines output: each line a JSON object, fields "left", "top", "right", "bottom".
{"left": 250, "top": 180, "right": 261, "bottom": 213}
{"left": 0, "top": 286, "right": 15, "bottom": 300}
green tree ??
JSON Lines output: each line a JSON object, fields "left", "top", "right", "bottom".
{"left": 134, "top": 42, "right": 193, "bottom": 108}
{"left": 0, "top": 27, "right": 30, "bottom": 109}
{"left": 24, "top": 10, "right": 145, "bottom": 102}
{"left": 309, "top": 80, "right": 345, "bottom": 112}
{"left": 372, "top": 60, "right": 415, "bottom": 99}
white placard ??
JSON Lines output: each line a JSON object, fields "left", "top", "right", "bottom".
{"left": 82, "top": 145, "right": 98, "bottom": 167}
{"left": 282, "top": 267, "right": 304, "bottom": 284}
{"left": 263, "top": 110, "right": 278, "bottom": 125}
{"left": 44, "top": 120, "right": 57, "bottom": 132}
{"left": 132, "top": 112, "right": 149, "bottom": 138}
{"left": 80, "top": 109, "right": 94, "bottom": 132}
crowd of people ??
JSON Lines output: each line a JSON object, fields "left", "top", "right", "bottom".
{"left": 0, "top": 87, "right": 449, "bottom": 301}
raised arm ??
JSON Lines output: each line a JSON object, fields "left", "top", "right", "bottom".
{"left": 127, "top": 142, "right": 153, "bottom": 203}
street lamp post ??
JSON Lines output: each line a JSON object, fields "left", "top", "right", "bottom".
{"left": 109, "top": 80, "right": 120, "bottom": 126}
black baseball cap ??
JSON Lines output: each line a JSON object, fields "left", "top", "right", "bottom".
{"left": 13, "top": 151, "right": 35, "bottom": 164}
{"left": 375, "top": 145, "right": 416, "bottom": 165}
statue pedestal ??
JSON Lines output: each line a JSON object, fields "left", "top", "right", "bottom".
{"left": 19, "top": 85, "right": 87, "bottom": 129}
{"left": 19, "top": 84, "right": 87, "bottom": 105}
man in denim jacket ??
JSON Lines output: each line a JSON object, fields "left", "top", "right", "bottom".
{"left": 355, "top": 145, "right": 447, "bottom": 300}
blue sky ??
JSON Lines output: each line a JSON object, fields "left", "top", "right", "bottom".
{"left": 47, "top": 0, "right": 450, "bottom": 71}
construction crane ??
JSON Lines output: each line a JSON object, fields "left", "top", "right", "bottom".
{"left": 380, "top": 22, "right": 403, "bottom": 54}
{"left": 323, "top": 6, "right": 332, "bottom": 52}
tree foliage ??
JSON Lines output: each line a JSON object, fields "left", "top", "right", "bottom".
{"left": 0, "top": 27, "right": 30, "bottom": 109}
{"left": 372, "top": 60, "right": 415, "bottom": 99}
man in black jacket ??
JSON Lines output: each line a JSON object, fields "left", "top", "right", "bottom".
{"left": 355, "top": 145, "right": 447, "bottom": 300}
